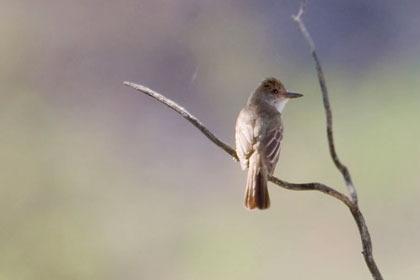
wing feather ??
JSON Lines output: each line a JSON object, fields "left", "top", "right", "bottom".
{"left": 235, "top": 111, "right": 255, "bottom": 170}
{"left": 262, "top": 127, "right": 282, "bottom": 175}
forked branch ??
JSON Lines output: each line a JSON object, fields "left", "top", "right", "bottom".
{"left": 122, "top": 1, "right": 383, "bottom": 279}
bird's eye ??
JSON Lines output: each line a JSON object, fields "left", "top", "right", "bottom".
{"left": 272, "top": 89, "right": 279, "bottom": 94}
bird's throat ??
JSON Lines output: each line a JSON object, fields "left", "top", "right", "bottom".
{"left": 275, "top": 99, "right": 289, "bottom": 113}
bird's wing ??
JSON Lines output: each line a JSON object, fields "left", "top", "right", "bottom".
{"left": 235, "top": 109, "right": 255, "bottom": 170}
{"left": 262, "top": 121, "right": 283, "bottom": 175}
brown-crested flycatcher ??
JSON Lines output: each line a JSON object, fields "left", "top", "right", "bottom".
{"left": 235, "top": 78, "right": 303, "bottom": 210}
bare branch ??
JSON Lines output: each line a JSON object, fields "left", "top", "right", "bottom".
{"left": 292, "top": 0, "right": 357, "bottom": 205}
{"left": 123, "top": 82, "right": 236, "bottom": 159}
{"left": 292, "top": 1, "right": 383, "bottom": 279}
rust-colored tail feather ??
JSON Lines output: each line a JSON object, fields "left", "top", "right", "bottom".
{"left": 245, "top": 156, "right": 270, "bottom": 210}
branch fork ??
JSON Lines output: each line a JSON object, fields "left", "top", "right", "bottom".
{"left": 123, "top": 1, "right": 383, "bottom": 279}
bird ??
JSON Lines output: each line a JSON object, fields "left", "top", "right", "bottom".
{"left": 235, "top": 78, "right": 303, "bottom": 210}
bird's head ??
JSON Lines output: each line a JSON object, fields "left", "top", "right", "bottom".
{"left": 251, "top": 77, "right": 303, "bottom": 113}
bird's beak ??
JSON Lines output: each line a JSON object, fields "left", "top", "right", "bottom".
{"left": 285, "top": 92, "right": 303, "bottom": 99}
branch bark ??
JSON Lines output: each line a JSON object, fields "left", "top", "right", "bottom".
{"left": 122, "top": 2, "right": 383, "bottom": 279}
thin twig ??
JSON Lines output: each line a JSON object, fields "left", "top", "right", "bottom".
{"left": 122, "top": 82, "right": 236, "bottom": 159}
{"left": 292, "top": 1, "right": 383, "bottom": 279}
{"left": 292, "top": 0, "right": 357, "bottom": 205}
{"left": 123, "top": 80, "right": 382, "bottom": 279}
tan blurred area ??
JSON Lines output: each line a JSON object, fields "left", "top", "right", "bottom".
{"left": 1, "top": 1, "right": 420, "bottom": 279}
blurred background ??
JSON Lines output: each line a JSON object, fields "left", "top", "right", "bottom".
{"left": 1, "top": 0, "right": 419, "bottom": 279}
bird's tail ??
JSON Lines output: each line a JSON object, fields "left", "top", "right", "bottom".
{"left": 244, "top": 153, "right": 270, "bottom": 210}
